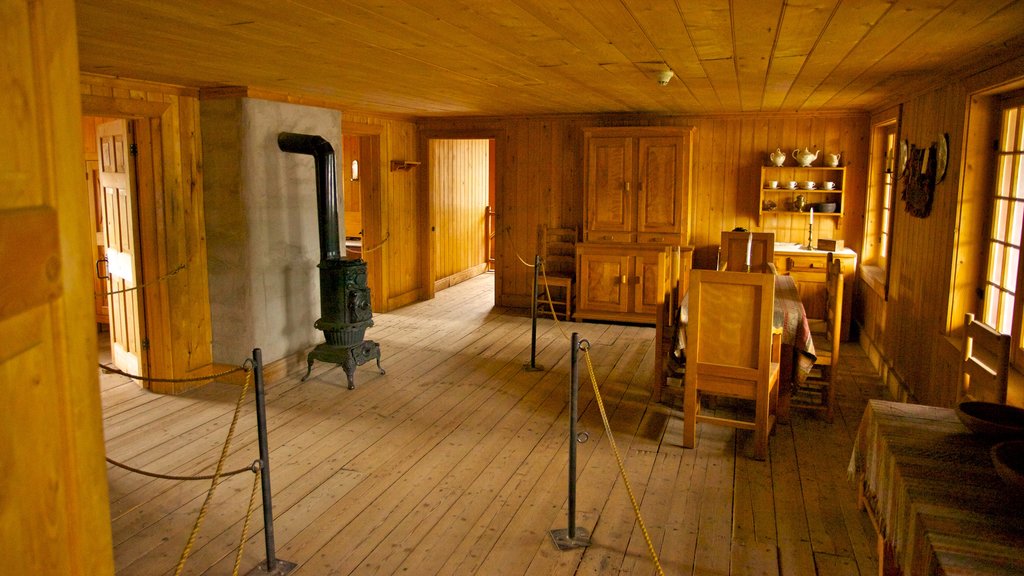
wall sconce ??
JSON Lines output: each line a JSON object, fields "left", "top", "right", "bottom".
{"left": 390, "top": 160, "right": 421, "bottom": 172}
{"left": 350, "top": 159, "right": 359, "bottom": 181}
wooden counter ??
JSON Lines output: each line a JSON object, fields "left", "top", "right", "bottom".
{"left": 774, "top": 243, "right": 857, "bottom": 341}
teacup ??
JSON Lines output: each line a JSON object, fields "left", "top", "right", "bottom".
{"left": 787, "top": 181, "right": 798, "bottom": 189}
{"left": 802, "top": 181, "right": 816, "bottom": 189}
{"left": 768, "top": 180, "right": 779, "bottom": 189}
{"left": 824, "top": 181, "right": 836, "bottom": 190}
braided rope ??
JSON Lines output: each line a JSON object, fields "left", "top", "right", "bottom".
{"left": 106, "top": 457, "right": 256, "bottom": 481}
{"left": 233, "top": 466, "right": 263, "bottom": 576}
{"left": 174, "top": 368, "right": 253, "bottom": 576}
{"left": 345, "top": 231, "right": 391, "bottom": 256}
{"left": 503, "top": 226, "right": 536, "bottom": 268}
{"left": 99, "top": 263, "right": 186, "bottom": 296}
{"left": 99, "top": 362, "right": 248, "bottom": 383}
{"left": 582, "top": 347, "right": 665, "bottom": 576}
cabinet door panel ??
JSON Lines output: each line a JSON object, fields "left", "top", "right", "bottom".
{"left": 634, "top": 252, "right": 666, "bottom": 316}
{"left": 637, "top": 137, "right": 684, "bottom": 235}
{"left": 586, "top": 137, "right": 634, "bottom": 237}
{"left": 578, "top": 251, "right": 630, "bottom": 313}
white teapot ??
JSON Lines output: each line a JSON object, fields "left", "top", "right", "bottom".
{"left": 792, "top": 147, "right": 820, "bottom": 167}
{"left": 825, "top": 152, "right": 841, "bottom": 167}
{"left": 769, "top": 148, "right": 787, "bottom": 167}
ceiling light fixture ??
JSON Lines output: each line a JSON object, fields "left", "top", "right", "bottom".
{"left": 657, "top": 70, "right": 675, "bottom": 86}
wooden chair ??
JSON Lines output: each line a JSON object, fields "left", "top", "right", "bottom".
{"left": 537, "top": 225, "right": 577, "bottom": 320}
{"left": 959, "top": 312, "right": 1011, "bottom": 404}
{"left": 720, "top": 231, "right": 775, "bottom": 273}
{"left": 683, "top": 269, "right": 781, "bottom": 460}
{"left": 792, "top": 256, "right": 843, "bottom": 420}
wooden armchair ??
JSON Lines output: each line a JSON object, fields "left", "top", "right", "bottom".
{"left": 792, "top": 256, "right": 843, "bottom": 420}
{"left": 959, "top": 312, "right": 1011, "bottom": 404}
{"left": 720, "top": 231, "right": 775, "bottom": 273}
{"left": 683, "top": 269, "right": 781, "bottom": 460}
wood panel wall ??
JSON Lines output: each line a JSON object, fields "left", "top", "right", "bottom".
{"left": 857, "top": 55, "right": 1024, "bottom": 407}
{"left": 80, "top": 74, "right": 217, "bottom": 392}
{"left": 429, "top": 139, "right": 490, "bottom": 286}
{"left": 2, "top": 0, "right": 114, "bottom": 571}
{"left": 342, "top": 113, "right": 422, "bottom": 312}
{"left": 418, "top": 113, "right": 869, "bottom": 308}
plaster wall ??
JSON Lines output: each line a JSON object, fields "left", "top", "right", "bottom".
{"left": 203, "top": 97, "right": 342, "bottom": 364}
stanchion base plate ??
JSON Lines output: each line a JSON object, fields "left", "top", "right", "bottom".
{"left": 523, "top": 362, "right": 546, "bottom": 372}
{"left": 549, "top": 527, "right": 591, "bottom": 551}
{"left": 245, "top": 559, "right": 297, "bottom": 575}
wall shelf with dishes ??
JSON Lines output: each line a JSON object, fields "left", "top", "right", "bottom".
{"left": 758, "top": 165, "right": 845, "bottom": 227}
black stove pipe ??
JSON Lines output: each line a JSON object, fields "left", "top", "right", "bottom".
{"left": 277, "top": 132, "right": 340, "bottom": 262}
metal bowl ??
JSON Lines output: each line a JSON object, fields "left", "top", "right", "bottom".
{"left": 956, "top": 401, "right": 1024, "bottom": 438}
{"left": 991, "top": 440, "right": 1024, "bottom": 492}
{"left": 814, "top": 202, "right": 837, "bottom": 213}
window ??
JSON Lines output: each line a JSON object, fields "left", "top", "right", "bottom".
{"left": 982, "top": 95, "right": 1024, "bottom": 368}
{"left": 863, "top": 115, "right": 899, "bottom": 296}
{"left": 877, "top": 124, "right": 898, "bottom": 270}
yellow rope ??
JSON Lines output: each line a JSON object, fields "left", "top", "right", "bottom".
{"left": 582, "top": 347, "right": 666, "bottom": 576}
{"left": 504, "top": 226, "right": 536, "bottom": 268}
{"left": 99, "top": 362, "right": 249, "bottom": 383}
{"left": 233, "top": 467, "right": 263, "bottom": 576}
{"left": 174, "top": 368, "right": 253, "bottom": 576}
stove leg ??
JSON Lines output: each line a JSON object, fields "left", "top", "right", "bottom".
{"left": 301, "top": 354, "right": 315, "bottom": 382}
{"left": 341, "top": 350, "right": 357, "bottom": 390}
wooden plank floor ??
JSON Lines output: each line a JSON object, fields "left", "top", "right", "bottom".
{"left": 100, "top": 273, "right": 884, "bottom": 575}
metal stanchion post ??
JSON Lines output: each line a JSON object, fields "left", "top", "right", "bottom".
{"left": 246, "top": 348, "right": 296, "bottom": 575}
{"left": 525, "top": 254, "right": 545, "bottom": 371}
{"left": 549, "top": 333, "right": 591, "bottom": 550}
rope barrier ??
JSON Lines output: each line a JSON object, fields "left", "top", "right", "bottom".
{"left": 98, "top": 361, "right": 249, "bottom": 383}
{"left": 582, "top": 346, "right": 665, "bottom": 576}
{"left": 99, "top": 263, "right": 186, "bottom": 296}
{"left": 105, "top": 457, "right": 257, "bottom": 481}
{"left": 233, "top": 466, "right": 263, "bottom": 576}
{"left": 174, "top": 367, "right": 253, "bottom": 576}
{"left": 504, "top": 226, "right": 536, "bottom": 268}
{"left": 508, "top": 236, "right": 665, "bottom": 573}
{"left": 345, "top": 231, "right": 391, "bottom": 256}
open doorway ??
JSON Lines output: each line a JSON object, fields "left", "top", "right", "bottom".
{"left": 428, "top": 138, "right": 495, "bottom": 292}
{"left": 83, "top": 116, "right": 149, "bottom": 381}
{"left": 340, "top": 126, "right": 384, "bottom": 311}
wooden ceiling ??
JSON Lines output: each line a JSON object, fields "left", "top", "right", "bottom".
{"left": 76, "top": 0, "right": 1024, "bottom": 117}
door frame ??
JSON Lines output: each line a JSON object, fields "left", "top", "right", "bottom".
{"left": 342, "top": 121, "right": 385, "bottom": 311}
{"left": 417, "top": 128, "right": 505, "bottom": 305}
{"left": 82, "top": 98, "right": 169, "bottom": 387}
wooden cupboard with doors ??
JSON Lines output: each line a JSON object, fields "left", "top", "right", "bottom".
{"left": 575, "top": 126, "right": 694, "bottom": 324}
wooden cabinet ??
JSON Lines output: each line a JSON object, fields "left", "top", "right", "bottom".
{"left": 575, "top": 244, "right": 677, "bottom": 323}
{"left": 577, "top": 126, "right": 694, "bottom": 324}
{"left": 584, "top": 127, "right": 693, "bottom": 245}
{"left": 774, "top": 245, "right": 857, "bottom": 341}
{"left": 759, "top": 166, "right": 845, "bottom": 226}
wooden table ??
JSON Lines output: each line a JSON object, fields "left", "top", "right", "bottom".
{"left": 848, "top": 400, "right": 1024, "bottom": 575}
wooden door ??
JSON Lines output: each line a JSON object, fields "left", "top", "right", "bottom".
{"left": 98, "top": 119, "right": 147, "bottom": 377}
{"left": 84, "top": 159, "right": 109, "bottom": 325}
{"left": 577, "top": 247, "right": 630, "bottom": 314}
{"left": 634, "top": 251, "right": 666, "bottom": 316}
{"left": 3, "top": 0, "right": 115, "bottom": 571}
{"left": 586, "top": 137, "right": 634, "bottom": 241}
{"left": 636, "top": 136, "right": 684, "bottom": 239}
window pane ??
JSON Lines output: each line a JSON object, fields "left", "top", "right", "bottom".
{"left": 1007, "top": 246, "right": 1020, "bottom": 291}
{"left": 1004, "top": 108, "right": 1019, "bottom": 152}
{"left": 989, "top": 242, "right": 1005, "bottom": 284}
